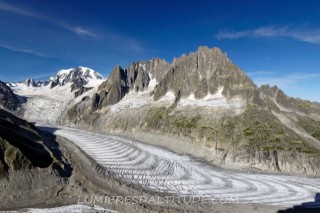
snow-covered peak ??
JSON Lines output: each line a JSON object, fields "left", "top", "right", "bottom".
{"left": 56, "top": 68, "right": 74, "bottom": 76}
{"left": 52, "top": 66, "right": 104, "bottom": 84}
{"left": 8, "top": 66, "right": 105, "bottom": 91}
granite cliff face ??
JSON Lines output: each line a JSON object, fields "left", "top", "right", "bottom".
{"left": 63, "top": 46, "right": 320, "bottom": 175}
{"left": 92, "top": 58, "right": 170, "bottom": 110}
{"left": 89, "top": 47, "right": 262, "bottom": 110}
{"left": 0, "top": 81, "right": 20, "bottom": 111}
{"left": 153, "top": 47, "right": 263, "bottom": 106}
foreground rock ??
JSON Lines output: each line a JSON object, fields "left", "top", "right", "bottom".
{"left": 0, "top": 109, "right": 72, "bottom": 209}
{"left": 0, "top": 81, "right": 20, "bottom": 112}
{"left": 0, "top": 109, "right": 53, "bottom": 176}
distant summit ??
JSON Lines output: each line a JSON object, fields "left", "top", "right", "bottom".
{"left": 50, "top": 66, "right": 104, "bottom": 86}
{"left": 6, "top": 66, "right": 105, "bottom": 100}
{"left": 9, "top": 66, "right": 104, "bottom": 90}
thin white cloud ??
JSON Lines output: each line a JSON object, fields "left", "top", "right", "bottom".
{"left": 215, "top": 30, "right": 251, "bottom": 39}
{"left": 0, "top": 1, "right": 96, "bottom": 37}
{"left": 0, "top": 43, "right": 47, "bottom": 57}
{"left": 0, "top": 1, "right": 146, "bottom": 52}
{"left": 127, "top": 40, "right": 146, "bottom": 52}
{"left": 215, "top": 25, "right": 320, "bottom": 44}
{"left": 0, "top": 1, "right": 42, "bottom": 18}
{"left": 73, "top": 27, "right": 96, "bottom": 37}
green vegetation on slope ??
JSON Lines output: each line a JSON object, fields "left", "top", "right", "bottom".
{"left": 296, "top": 115, "right": 320, "bottom": 141}
{"left": 143, "top": 106, "right": 320, "bottom": 155}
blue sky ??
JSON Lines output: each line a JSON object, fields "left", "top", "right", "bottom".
{"left": 0, "top": 0, "right": 320, "bottom": 102}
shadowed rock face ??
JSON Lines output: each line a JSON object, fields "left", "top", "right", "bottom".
{"left": 0, "top": 109, "right": 53, "bottom": 177}
{"left": 74, "top": 86, "right": 92, "bottom": 98}
{"left": 92, "top": 66, "right": 130, "bottom": 110}
{"left": 135, "top": 58, "right": 171, "bottom": 82}
{"left": 0, "top": 81, "right": 19, "bottom": 111}
{"left": 25, "top": 78, "right": 36, "bottom": 87}
{"left": 70, "top": 77, "right": 93, "bottom": 98}
{"left": 71, "top": 78, "right": 87, "bottom": 92}
{"left": 92, "top": 58, "right": 170, "bottom": 109}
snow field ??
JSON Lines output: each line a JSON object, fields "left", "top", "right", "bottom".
{"left": 7, "top": 204, "right": 116, "bottom": 213}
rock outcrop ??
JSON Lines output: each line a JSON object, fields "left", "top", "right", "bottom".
{"left": 0, "top": 109, "right": 53, "bottom": 177}
{"left": 70, "top": 78, "right": 87, "bottom": 92}
{"left": 25, "top": 78, "right": 36, "bottom": 87}
{"left": 92, "top": 58, "right": 170, "bottom": 110}
{"left": 259, "top": 84, "right": 320, "bottom": 115}
{"left": 0, "top": 81, "right": 19, "bottom": 111}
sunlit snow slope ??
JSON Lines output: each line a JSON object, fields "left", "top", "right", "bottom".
{"left": 10, "top": 67, "right": 104, "bottom": 125}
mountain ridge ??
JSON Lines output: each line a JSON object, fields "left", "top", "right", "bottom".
{"left": 2, "top": 46, "right": 320, "bottom": 176}
{"left": 9, "top": 66, "right": 104, "bottom": 90}
{"left": 62, "top": 46, "right": 320, "bottom": 176}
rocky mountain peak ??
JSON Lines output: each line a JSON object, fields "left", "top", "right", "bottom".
{"left": 197, "top": 46, "right": 224, "bottom": 56}
{"left": 25, "top": 78, "right": 36, "bottom": 87}
{"left": 259, "top": 84, "right": 279, "bottom": 96}
{"left": 89, "top": 46, "right": 265, "bottom": 111}
{"left": 136, "top": 58, "right": 171, "bottom": 82}
{"left": 107, "top": 66, "right": 126, "bottom": 81}
{"left": 259, "top": 84, "right": 320, "bottom": 114}
{"left": 173, "top": 46, "right": 228, "bottom": 65}
{"left": 153, "top": 46, "right": 262, "bottom": 106}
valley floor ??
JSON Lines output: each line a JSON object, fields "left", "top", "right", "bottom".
{"left": 6, "top": 126, "right": 320, "bottom": 213}
{"left": 53, "top": 127, "right": 320, "bottom": 206}
{"left": 2, "top": 125, "right": 320, "bottom": 213}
